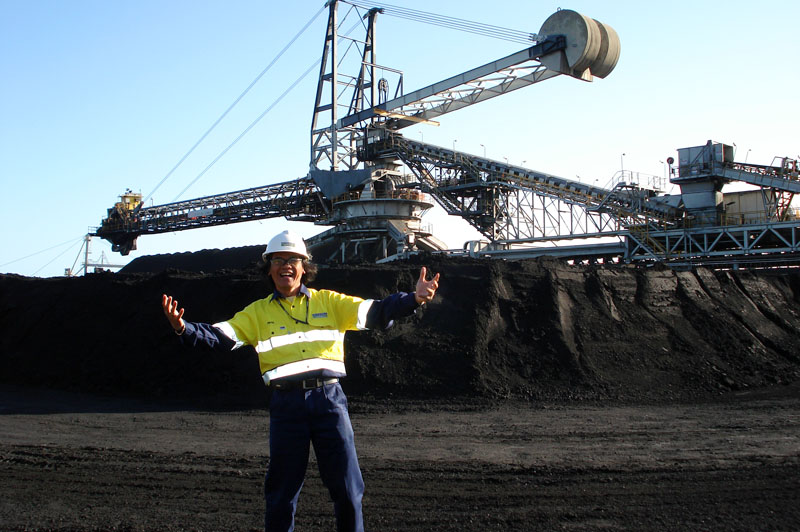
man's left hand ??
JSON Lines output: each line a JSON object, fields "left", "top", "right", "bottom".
{"left": 415, "top": 266, "right": 440, "bottom": 305}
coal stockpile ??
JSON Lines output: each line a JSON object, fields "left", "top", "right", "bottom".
{"left": 2, "top": 249, "right": 800, "bottom": 407}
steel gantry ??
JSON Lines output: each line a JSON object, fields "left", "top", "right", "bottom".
{"left": 626, "top": 221, "right": 800, "bottom": 265}
{"left": 620, "top": 141, "right": 800, "bottom": 268}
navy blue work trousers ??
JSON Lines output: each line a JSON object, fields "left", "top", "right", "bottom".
{"left": 265, "top": 381, "right": 364, "bottom": 532}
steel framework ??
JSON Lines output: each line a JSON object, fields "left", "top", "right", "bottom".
{"left": 359, "top": 131, "right": 674, "bottom": 241}
{"left": 625, "top": 219, "right": 800, "bottom": 266}
{"left": 309, "top": 1, "right": 575, "bottom": 174}
{"left": 97, "top": 179, "right": 326, "bottom": 254}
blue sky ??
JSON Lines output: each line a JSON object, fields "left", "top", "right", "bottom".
{"left": 2, "top": 0, "right": 798, "bottom": 277}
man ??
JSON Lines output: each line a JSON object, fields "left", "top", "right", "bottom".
{"left": 161, "top": 229, "right": 440, "bottom": 532}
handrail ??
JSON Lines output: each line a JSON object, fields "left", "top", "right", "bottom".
{"left": 331, "top": 188, "right": 432, "bottom": 204}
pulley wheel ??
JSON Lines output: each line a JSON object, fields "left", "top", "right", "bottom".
{"left": 539, "top": 9, "right": 601, "bottom": 73}
{"left": 589, "top": 19, "right": 620, "bottom": 78}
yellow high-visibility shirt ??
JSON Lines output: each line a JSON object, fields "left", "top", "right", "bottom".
{"left": 213, "top": 287, "right": 372, "bottom": 383}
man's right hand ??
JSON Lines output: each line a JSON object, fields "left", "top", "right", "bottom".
{"left": 161, "top": 294, "right": 186, "bottom": 334}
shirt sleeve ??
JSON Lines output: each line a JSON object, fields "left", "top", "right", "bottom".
{"left": 179, "top": 321, "right": 237, "bottom": 351}
{"left": 318, "top": 289, "right": 418, "bottom": 331}
{"left": 318, "top": 290, "right": 368, "bottom": 331}
{"left": 364, "top": 291, "right": 420, "bottom": 330}
{"left": 216, "top": 301, "right": 262, "bottom": 347}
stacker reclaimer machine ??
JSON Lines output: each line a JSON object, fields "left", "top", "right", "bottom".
{"left": 95, "top": 2, "right": 800, "bottom": 269}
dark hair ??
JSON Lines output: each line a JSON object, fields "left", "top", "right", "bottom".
{"left": 260, "top": 254, "right": 318, "bottom": 291}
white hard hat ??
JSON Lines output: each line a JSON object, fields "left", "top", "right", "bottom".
{"left": 262, "top": 230, "right": 310, "bottom": 261}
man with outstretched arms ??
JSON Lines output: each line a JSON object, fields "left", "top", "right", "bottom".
{"left": 161, "top": 229, "right": 440, "bottom": 532}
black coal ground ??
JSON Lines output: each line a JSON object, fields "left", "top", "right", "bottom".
{"left": 1, "top": 249, "right": 800, "bottom": 531}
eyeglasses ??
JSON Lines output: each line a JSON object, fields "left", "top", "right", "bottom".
{"left": 270, "top": 257, "right": 304, "bottom": 267}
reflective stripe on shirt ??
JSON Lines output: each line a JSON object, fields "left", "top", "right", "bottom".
{"left": 262, "top": 359, "right": 346, "bottom": 384}
{"left": 212, "top": 320, "right": 244, "bottom": 349}
{"left": 356, "top": 299, "right": 373, "bottom": 330}
{"left": 255, "top": 328, "right": 345, "bottom": 354}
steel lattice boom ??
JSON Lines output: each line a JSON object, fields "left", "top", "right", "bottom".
{"left": 95, "top": 178, "right": 327, "bottom": 255}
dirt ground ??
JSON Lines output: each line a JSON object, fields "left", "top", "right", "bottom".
{"left": 1, "top": 383, "right": 799, "bottom": 532}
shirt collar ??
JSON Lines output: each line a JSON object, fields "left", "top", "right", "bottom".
{"left": 271, "top": 283, "right": 311, "bottom": 301}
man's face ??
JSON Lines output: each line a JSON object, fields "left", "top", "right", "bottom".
{"left": 269, "top": 252, "right": 305, "bottom": 297}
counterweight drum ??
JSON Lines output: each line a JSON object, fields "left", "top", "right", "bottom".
{"left": 538, "top": 9, "right": 621, "bottom": 79}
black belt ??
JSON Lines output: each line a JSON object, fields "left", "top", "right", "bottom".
{"left": 271, "top": 377, "right": 339, "bottom": 391}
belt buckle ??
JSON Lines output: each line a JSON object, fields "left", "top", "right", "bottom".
{"left": 301, "top": 378, "right": 320, "bottom": 390}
